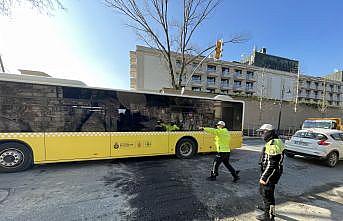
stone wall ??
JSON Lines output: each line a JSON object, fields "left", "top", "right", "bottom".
{"left": 242, "top": 97, "right": 343, "bottom": 131}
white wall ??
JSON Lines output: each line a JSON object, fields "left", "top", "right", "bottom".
{"left": 255, "top": 70, "right": 296, "bottom": 101}
{"left": 137, "top": 53, "right": 171, "bottom": 91}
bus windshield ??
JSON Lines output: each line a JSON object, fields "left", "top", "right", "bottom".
{"left": 302, "top": 120, "right": 333, "bottom": 129}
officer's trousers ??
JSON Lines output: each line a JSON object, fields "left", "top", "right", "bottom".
{"left": 211, "top": 152, "right": 237, "bottom": 177}
{"left": 259, "top": 183, "right": 276, "bottom": 213}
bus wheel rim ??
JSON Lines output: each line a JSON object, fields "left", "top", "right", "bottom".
{"left": 180, "top": 142, "right": 192, "bottom": 156}
{"left": 0, "top": 149, "right": 24, "bottom": 168}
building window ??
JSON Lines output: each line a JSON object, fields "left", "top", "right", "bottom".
{"left": 328, "top": 101, "right": 332, "bottom": 105}
{"left": 234, "top": 81, "right": 242, "bottom": 87}
{"left": 235, "top": 69, "right": 242, "bottom": 74}
{"left": 222, "top": 67, "right": 229, "bottom": 75}
{"left": 306, "top": 81, "right": 311, "bottom": 87}
{"left": 207, "top": 65, "right": 216, "bottom": 72}
{"left": 221, "top": 79, "right": 229, "bottom": 85}
{"left": 192, "top": 75, "right": 201, "bottom": 81}
{"left": 306, "top": 90, "right": 310, "bottom": 96}
{"left": 246, "top": 82, "right": 254, "bottom": 89}
{"left": 207, "top": 77, "right": 216, "bottom": 84}
{"left": 247, "top": 71, "right": 254, "bottom": 78}
{"left": 206, "top": 88, "right": 215, "bottom": 93}
{"left": 192, "top": 87, "right": 201, "bottom": 92}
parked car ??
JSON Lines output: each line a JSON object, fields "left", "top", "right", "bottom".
{"left": 285, "top": 129, "right": 343, "bottom": 167}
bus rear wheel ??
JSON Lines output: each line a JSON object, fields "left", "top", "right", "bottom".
{"left": 176, "top": 138, "right": 197, "bottom": 159}
{"left": 0, "top": 142, "right": 33, "bottom": 173}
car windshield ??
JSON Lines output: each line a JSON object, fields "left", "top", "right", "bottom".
{"left": 302, "top": 120, "right": 333, "bottom": 129}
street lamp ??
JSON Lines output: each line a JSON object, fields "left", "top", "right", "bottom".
{"left": 277, "top": 84, "right": 291, "bottom": 133}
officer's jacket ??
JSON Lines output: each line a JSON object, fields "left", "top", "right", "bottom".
{"left": 260, "top": 139, "right": 284, "bottom": 184}
{"left": 162, "top": 123, "right": 180, "bottom": 131}
{"left": 203, "top": 127, "right": 231, "bottom": 152}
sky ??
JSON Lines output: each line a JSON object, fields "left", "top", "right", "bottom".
{"left": 0, "top": 0, "right": 342, "bottom": 89}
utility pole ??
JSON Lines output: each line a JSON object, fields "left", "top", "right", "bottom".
{"left": 277, "top": 83, "right": 291, "bottom": 133}
{"left": 320, "top": 77, "right": 328, "bottom": 117}
{"left": 0, "top": 55, "right": 5, "bottom": 73}
{"left": 181, "top": 47, "right": 216, "bottom": 95}
{"left": 258, "top": 68, "right": 265, "bottom": 125}
{"left": 294, "top": 64, "right": 300, "bottom": 112}
{"left": 277, "top": 84, "right": 285, "bottom": 132}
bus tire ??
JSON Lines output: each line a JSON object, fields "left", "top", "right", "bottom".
{"left": 175, "top": 138, "right": 197, "bottom": 159}
{"left": 0, "top": 142, "right": 33, "bottom": 173}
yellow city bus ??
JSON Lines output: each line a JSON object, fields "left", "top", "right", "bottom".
{"left": 0, "top": 73, "right": 244, "bottom": 172}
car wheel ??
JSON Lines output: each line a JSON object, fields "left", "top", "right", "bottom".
{"left": 0, "top": 142, "right": 33, "bottom": 173}
{"left": 285, "top": 151, "right": 295, "bottom": 158}
{"left": 176, "top": 138, "right": 197, "bottom": 159}
{"left": 326, "top": 152, "right": 338, "bottom": 167}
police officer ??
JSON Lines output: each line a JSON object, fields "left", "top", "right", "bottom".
{"left": 256, "top": 124, "right": 284, "bottom": 221}
{"left": 199, "top": 121, "right": 240, "bottom": 182}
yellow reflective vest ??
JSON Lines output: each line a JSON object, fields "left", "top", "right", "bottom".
{"left": 204, "top": 127, "right": 231, "bottom": 152}
{"left": 265, "top": 139, "right": 284, "bottom": 155}
{"left": 162, "top": 123, "right": 180, "bottom": 131}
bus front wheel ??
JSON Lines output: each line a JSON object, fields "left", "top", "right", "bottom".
{"left": 176, "top": 138, "right": 197, "bottom": 159}
{"left": 0, "top": 142, "right": 33, "bottom": 173}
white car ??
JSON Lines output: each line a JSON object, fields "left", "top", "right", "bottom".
{"left": 285, "top": 129, "right": 343, "bottom": 167}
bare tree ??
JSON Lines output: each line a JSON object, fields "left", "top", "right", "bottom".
{"left": 0, "top": 0, "right": 64, "bottom": 15}
{"left": 105, "top": 0, "right": 247, "bottom": 89}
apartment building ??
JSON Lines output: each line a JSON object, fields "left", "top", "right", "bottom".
{"left": 130, "top": 45, "right": 259, "bottom": 95}
{"left": 130, "top": 46, "right": 299, "bottom": 101}
{"left": 130, "top": 46, "right": 343, "bottom": 108}
{"left": 298, "top": 75, "right": 343, "bottom": 107}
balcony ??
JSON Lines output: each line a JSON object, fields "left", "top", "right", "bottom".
{"left": 190, "top": 79, "right": 202, "bottom": 86}
{"left": 221, "top": 71, "right": 230, "bottom": 78}
{"left": 220, "top": 83, "right": 230, "bottom": 89}
{"left": 207, "top": 70, "right": 218, "bottom": 76}
{"left": 313, "top": 86, "right": 323, "bottom": 91}
{"left": 233, "top": 85, "right": 244, "bottom": 91}
{"left": 246, "top": 86, "right": 255, "bottom": 92}
{"left": 233, "top": 73, "right": 245, "bottom": 80}
{"left": 193, "top": 68, "right": 205, "bottom": 75}
{"left": 246, "top": 74, "right": 256, "bottom": 82}
{"left": 206, "top": 82, "right": 218, "bottom": 88}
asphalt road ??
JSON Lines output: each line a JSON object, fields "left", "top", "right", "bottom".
{"left": 0, "top": 139, "right": 342, "bottom": 221}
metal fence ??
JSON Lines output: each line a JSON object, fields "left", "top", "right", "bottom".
{"left": 243, "top": 125, "right": 299, "bottom": 140}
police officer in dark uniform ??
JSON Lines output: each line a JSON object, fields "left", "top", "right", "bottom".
{"left": 256, "top": 124, "right": 284, "bottom": 221}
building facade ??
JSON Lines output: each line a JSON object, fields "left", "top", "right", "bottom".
{"left": 130, "top": 45, "right": 342, "bottom": 107}
{"left": 298, "top": 75, "right": 342, "bottom": 107}
{"left": 241, "top": 48, "right": 299, "bottom": 74}
{"left": 130, "top": 46, "right": 298, "bottom": 101}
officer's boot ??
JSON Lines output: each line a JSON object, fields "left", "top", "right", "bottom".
{"left": 206, "top": 172, "right": 217, "bottom": 181}
{"left": 233, "top": 170, "right": 240, "bottom": 182}
{"left": 270, "top": 205, "right": 276, "bottom": 221}
{"left": 256, "top": 205, "right": 271, "bottom": 221}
